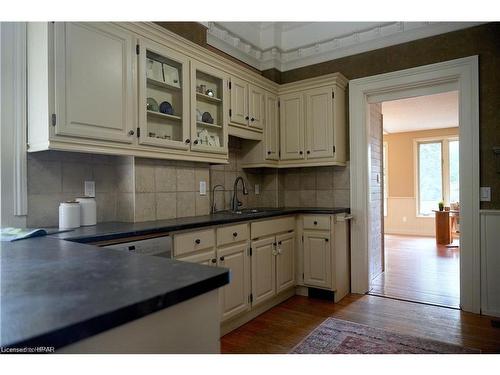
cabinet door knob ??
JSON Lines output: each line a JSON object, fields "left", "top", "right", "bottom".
{"left": 211, "top": 258, "right": 217, "bottom": 264}
{"left": 250, "top": 117, "right": 255, "bottom": 122}
{"left": 278, "top": 241, "right": 282, "bottom": 245}
{"left": 233, "top": 232, "right": 238, "bottom": 237}
{"left": 325, "top": 238, "right": 329, "bottom": 242}
{"left": 299, "top": 151, "right": 303, "bottom": 155}
{"left": 128, "top": 130, "right": 135, "bottom": 136}
{"left": 314, "top": 221, "right": 318, "bottom": 225}
{"left": 195, "top": 239, "right": 201, "bottom": 244}
{"left": 185, "top": 139, "right": 191, "bottom": 144}
{"left": 307, "top": 150, "right": 311, "bottom": 154}
{"left": 219, "top": 256, "right": 225, "bottom": 261}
{"left": 193, "top": 139, "right": 199, "bottom": 145}
{"left": 267, "top": 151, "right": 271, "bottom": 155}
{"left": 245, "top": 116, "right": 249, "bottom": 120}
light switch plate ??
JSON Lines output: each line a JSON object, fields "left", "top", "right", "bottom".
{"left": 255, "top": 184, "right": 260, "bottom": 195}
{"left": 199, "top": 181, "right": 207, "bottom": 196}
{"left": 84, "top": 181, "right": 95, "bottom": 197}
{"left": 480, "top": 187, "right": 491, "bottom": 202}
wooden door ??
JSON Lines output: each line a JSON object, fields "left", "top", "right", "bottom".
{"left": 251, "top": 236, "right": 276, "bottom": 306}
{"left": 280, "top": 92, "right": 304, "bottom": 160}
{"left": 229, "top": 76, "right": 248, "bottom": 126}
{"left": 248, "top": 84, "right": 265, "bottom": 130}
{"left": 54, "top": 22, "right": 136, "bottom": 143}
{"left": 303, "top": 231, "right": 332, "bottom": 289}
{"left": 218, "top": 242, "right": 251, "bottom": 321}
{"left": 264, "top": 92, "right": 279, "bottom": 161}
{"left": 276, "top": 232, "right": 295, "bottom": 293}
{"left": 305, "top": 86, "right": 334, "bottom": 159}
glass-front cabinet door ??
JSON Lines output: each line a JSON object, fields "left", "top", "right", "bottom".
{"left": 138, "top": 38, "right": 190, "bottom": 150}
{"left": 190, "top": 61, "right": 228, "bottom": 154}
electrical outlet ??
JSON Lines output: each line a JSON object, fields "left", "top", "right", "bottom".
{"left": 255, "top": 184, "right": 260, "bottom": 195}
{"left": 199, "top": 181, "right": 207, "bottom": 195}
{"left": 480, "top": 187, "right": 491, "bottom": 202}
{"left": 84, "top": 181, "right": 95, "bottom": 197}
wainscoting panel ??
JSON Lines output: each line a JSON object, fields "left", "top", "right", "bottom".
{"left": 481, "top": 210, "right": 500, "bottom": 317}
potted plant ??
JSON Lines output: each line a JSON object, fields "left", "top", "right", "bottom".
{"left": 438, "top": 201, "right": 444, "bottom": 211}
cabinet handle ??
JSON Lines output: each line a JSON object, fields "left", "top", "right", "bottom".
{"left": 219, "top": 256, "right": 225, "bottom": 261}
{"left": 273, "top": 242, "right": 277, "bottom": 246}
{"left": 267, "top": 151, "right": 271, "bottom": 155}
{"left": 325, "top": 238, "right": 329, "bottom": 242}
{"left": 250, "top": 117, "right": 255, "bottom": 122}
{"left": 307, "top": 150, "right": 311, "bottom": 154}
{"left": 128, "top": 130, "right": 135, "bottom": 136}
{"left": 211, "top": 258, "right": 217, "bottom": 264}
{"left": 195, "top": 239, "right": 201, "bottom": 244}
{"left": 245, "top": 116, "right": 249, "bottom": 120}
{"left": 185, "top": 139, "right": 191, "bottom": 144}
{"left": 193, "top": 139, "right": 199, "bottom": 145}
{"left": 314, "top": 221, "right": 318, "bottom": 225}
{"left": 299, "top": 151, "right": 303, "bottom": 155}
{"left": 233, "top": 232, "right": 238, "bottom": 237}
{"left": 278, "top": 241, "right": 282, "bottom": 245}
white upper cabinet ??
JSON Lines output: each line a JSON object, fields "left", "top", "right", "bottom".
{"left": 280, "top": 92, "right": 305, "bottom": 160}
{"left": 54, "top": 22, "right": 136, "bottom": 143}
{"left": 138, "top": 37, "right": 190, "bottom": 150}
{"left": 229, "top": 76, "right": 249, "bottom": 126}
{"left": 264, "top": 93, "right": 280, "bottom": 160}
{"left": 248, "top": 84, "right": 265, "bottom": 130}
{"left": 305, "top": 87, "right": 334, "bottom": 159}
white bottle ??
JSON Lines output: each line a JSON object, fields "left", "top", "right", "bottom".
{"left": 59, "top": 201, "right": 81, "bottom": 229}
{"left": 76, "top": 197, "right": 97, "bottom": 226}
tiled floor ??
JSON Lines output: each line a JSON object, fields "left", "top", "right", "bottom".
{"left": 369, "top": 234, "right": 460, "bottom": 308}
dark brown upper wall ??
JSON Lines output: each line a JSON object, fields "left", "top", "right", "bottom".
{"left": 157, "top": 22, "right": 500, "bottom": 209}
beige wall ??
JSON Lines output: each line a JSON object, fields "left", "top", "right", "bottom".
{"left": 384, "top": 127, "right": 459, "bottom": 198}
{"left": 383, "top": 127, "right": 459, "bottom": 236}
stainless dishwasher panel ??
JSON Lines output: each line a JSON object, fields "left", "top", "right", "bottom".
{"left": 103, "top": 235, "right": 172, "bottom": 259}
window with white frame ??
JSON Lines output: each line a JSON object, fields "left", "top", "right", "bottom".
{"left": 416, "top": 136, "right": 459, "bottom": 216}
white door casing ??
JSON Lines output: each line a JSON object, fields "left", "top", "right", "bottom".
{"left": 349, "top": 56, "right": 480, "bottom": 313}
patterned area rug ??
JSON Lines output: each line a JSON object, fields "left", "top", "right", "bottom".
{"left": 291, "top": 318, "right": 480, "bottom": 354}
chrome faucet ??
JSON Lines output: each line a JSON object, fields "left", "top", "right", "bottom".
{"left": 231, "top": 176, "right": 249, "bottom": 212}
{"left": 211, "top": 184, "right": 225, "bottom": 214}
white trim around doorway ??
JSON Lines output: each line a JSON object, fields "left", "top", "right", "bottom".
{"left": 349, "top": 56, "right": 480, "bottom": 314}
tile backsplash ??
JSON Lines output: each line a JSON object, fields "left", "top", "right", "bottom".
{"left": 26, "top": 140, "right": 350, "bottom": 227}
{"left": 26, "top": 151, "right": 133, "bottom": 227}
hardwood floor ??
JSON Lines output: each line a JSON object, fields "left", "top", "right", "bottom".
{"left": 369, "top": 234, "right": 460, "bottom": 308}
{"left": 220, "top": 294, "right": 500, "bottom": 354}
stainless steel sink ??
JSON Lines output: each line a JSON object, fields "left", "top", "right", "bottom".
{"left": 232, "top": 208, "right": 281, "bottom": 215}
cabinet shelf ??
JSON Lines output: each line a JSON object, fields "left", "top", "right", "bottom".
{"left": 196, "top": 92, "right": 222, "bottom": 103}
{"left": 147, "top": 77, "right": 181, "bottom": 92}
{"left": 196, "top": 121, "right": 222, "bottom": 129}
{"left": 147, "top": 110, "right": 182, "bottom": 121}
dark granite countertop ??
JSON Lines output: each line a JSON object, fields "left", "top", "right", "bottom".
{"left": 51, "top": 207, "right": 350, "bottom": 244}
{"left": 0, "top": 237, "right": 229, "bottom": 349}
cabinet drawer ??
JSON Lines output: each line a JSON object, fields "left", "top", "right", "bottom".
{"left": 303, "top": 215, "right": 330, "bottom": 231}
{"left": 251, "top": 216, "right": 295, "bottom": 239}
{"left": 217, "top": 223, "right": 249, "bottom": 246}
{"left": 173, "top": 229, "right": 215, "bottom": 257}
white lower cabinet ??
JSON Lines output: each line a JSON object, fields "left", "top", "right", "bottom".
{"left": 251, "top": 236, "right": 277, "bottom": 306}
{"left": 176, "top": 250, "right": 216, "bottom": 266}
{"left": 276, "top": 232, "right": 295, "bottom": 293}
{"left": 303, "top": 230, "right": 332, "bottom": 289}
{"left": 218, "top": 242, "right": 251, "bottom": 321}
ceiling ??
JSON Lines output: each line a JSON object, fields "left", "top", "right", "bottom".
{"left": 381, "top": 91, "right": 459, "bottom": 134}
{"left": 205, "top": 22, "right": 481, "bottom": 71}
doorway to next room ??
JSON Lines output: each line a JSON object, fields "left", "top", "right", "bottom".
{"left": 367, "top": 91, "right": 460, "bottom": 308}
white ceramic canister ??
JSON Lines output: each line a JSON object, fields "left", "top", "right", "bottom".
{"left": 59, "top": 201, "right": 81, "bottom": 229}
{"left": 76, "top": 197, "right": 97, "bottom": 226}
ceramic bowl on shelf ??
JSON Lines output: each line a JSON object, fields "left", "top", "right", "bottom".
{"left": 146, "top": 97, "right": 159, "bottom": 112}
{"left": 205, "top": 89, "right": 215, "bottom": 97}
{"left": 201, "top": 111, "right": 214, "bottom": 124}
{"left": 159, "top": 101, "right": 174, "bottom": 115}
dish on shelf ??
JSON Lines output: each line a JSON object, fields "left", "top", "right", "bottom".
{"left": 159, "top": 101, "right": 174, "bottom": 115}
{"left": 146, "top": 97, "right": 159, "bottom": 112}
{"left": 201, "top": 111, "right": 214, "bottom": 124}
{"left": 205, "top": 89, "right": 215, "bottom": 97}
{"left": 162, "top": 64, "right": 180, "bottom": 88}
{"left": 146, "top": 59, "right": 163, "bottom": 82}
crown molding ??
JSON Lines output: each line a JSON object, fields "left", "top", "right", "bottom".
{"left": 207, "top": 22, "right": 483, "bottom": 72}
